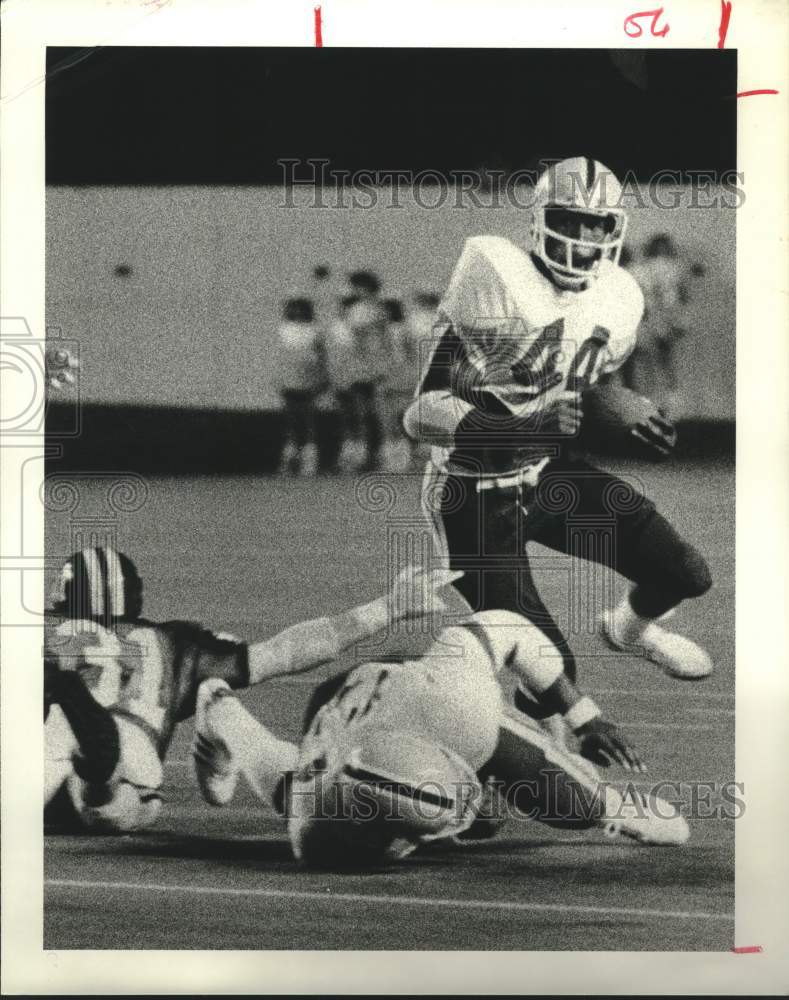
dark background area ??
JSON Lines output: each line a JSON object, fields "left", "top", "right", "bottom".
{"left": 46, "top": 47, "right": 736, "bottom": 472}
{"left": 46, "top": 47, "right": 737, "bottom": 184}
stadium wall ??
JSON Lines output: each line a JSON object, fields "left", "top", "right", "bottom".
{"left": 46, "top": 184, "right": 735, "bottom": 471}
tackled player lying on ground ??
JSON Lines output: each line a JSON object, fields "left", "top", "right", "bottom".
{"left": 44, "top": 544, "right": 458, "bottom": 833}
{"left": 190, "top": 603, "right": 690, "bottom": 869}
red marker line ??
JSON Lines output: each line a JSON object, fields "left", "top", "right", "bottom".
{"left": 314, "top": 5, "right": 323, "bottom": 47}
{"left": 732, "top": 945, "right": 763, "bottom": 954}
{"left": 717, "top": 0, "right": 732, "bottom": 48}
{"left": 736, "top": 89, "right": 779, "bottom": 98}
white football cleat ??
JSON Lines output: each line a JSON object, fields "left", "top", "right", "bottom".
{"left": 602, "top": 788, "right": 690, "bottom": 846}
{"left": 192, "top": 678, "right": 239, "bottom": 807}
{"left": 600, "top": 610, "right": 713, "bottom": 680}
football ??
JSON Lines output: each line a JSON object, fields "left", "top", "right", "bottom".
{"left": 581, "top": 381, "right": 675, "bottom": 455}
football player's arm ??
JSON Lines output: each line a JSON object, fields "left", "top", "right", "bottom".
{"left": 403, "top": 324, "right": 477, "bottom": 445}
{"left": 176, "top": 622, "right": 252, "bottom": 691}
{"left": 405, "top": 383, "right": 582, "bottom": 450}
{"left": 404, "top": 322, "right": 586, "bottom": 449}
{"left": 511, "top": 638, "right": 644, "bottom": 772}
{"left": 246, "top": 565, "right": 462, "bottom": 685}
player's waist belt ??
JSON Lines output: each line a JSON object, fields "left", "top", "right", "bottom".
{"left": 474, "top": 457, "right": 550, "bottom": 492}
{"left": 430, "top": 454, "right": 550, "bottom": 491}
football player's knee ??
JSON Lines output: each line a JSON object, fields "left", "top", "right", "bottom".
{"left": 76, "top": 779, "right": 162, "bottom": 833}
{"left": 674, "top": 545, "right": 712, "bottom": 599}
{"left": 74, "top": 716, "right": 164, "bottom": 832}
{"left": 114, "top": 716, "right": 164, "bottom": 790}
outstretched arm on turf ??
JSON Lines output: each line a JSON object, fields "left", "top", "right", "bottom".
{"left": 246, "top": 566, "right": 462, "bottom": 684}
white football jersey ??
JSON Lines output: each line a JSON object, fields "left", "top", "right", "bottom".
{"left": 417, "top": 235, "right": 644, "bottom": 475}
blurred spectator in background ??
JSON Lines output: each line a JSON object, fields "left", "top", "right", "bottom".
{"left": 275, "top": 297, "right": 326, "bottom": 476}
{"left": 308, "top": 265, "right": 344, "bottom": 474}
{"left": 622, "top": 235, "right": 706, "bottom": 421}
{"left": 409, "top": 291, "right": 441, "bottom": 337}
{"left": 325, "top": 293, "right": 363, "bottom": 471}
{"left": 380, "top": 297, "right": 412, "bottom": 472}
{"left": 380, "top": 290, "right": 441, "bottom": 471}
{"left": 328, "top": 271, "right": 388, "bottom": 472}
{"left": 286, "top": 269, "right": 441, "bottom": 475}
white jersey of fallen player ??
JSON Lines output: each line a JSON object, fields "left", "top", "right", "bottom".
{"left": 290, "top": 622, "right": 506, "bottom": 859}
{"left": 426, "top": 234, "right": 644, "bottom": 474}
{"left": 299, "top": 648, "right": 502, "bottom": 782}
{"left": 297, "top": 609, "right": 557, "bottom": 779}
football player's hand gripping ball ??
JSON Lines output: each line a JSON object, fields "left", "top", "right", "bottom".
{"left": 581, "top": 382, "right": 676, "bottom": 460}
{"left": 544, "top": 390, "right": 584, "bottom": 437}
{"left": 631, "top": 407, "right": 677, "bottom": 459}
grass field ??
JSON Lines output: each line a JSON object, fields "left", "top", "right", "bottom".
{"left": 44, "top": 458, "right": 735, "bottom": 950}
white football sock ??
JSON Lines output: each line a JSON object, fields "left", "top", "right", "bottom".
{"left": 610, "top": 594, "right": 652, "bottom": 645}
{"left": 208, "top": 697, "right": 297, "bottom": 806}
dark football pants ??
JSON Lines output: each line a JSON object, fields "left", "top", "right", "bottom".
{"left": 433, "top": 455, "right": 712, "bottom": 685}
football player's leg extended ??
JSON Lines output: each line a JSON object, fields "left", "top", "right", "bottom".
{"left": 529, "top": 459, "right": 713, "bottom": 679}
{"left": 604, "top": 507, "right": 713, "bottom": 678}
{"left": 436, "top": 476, "right": 580, "bottom": 690}
{"left": 47, "top": 669, "right": 163, "bottom": 833}
{"left": 192, "top": 677, "right": 297, "bottom": 808}
{"left": 45, "top": 668, "right": 132, "bottom": 831}
{"left": 70, "top": 716, "right": 164, "bottom": 833}
{"left": 483, "top": 712, "right": 689, "bottom": 846}
{"left": 45, "top": 705, "right": 79, "bottom": 807}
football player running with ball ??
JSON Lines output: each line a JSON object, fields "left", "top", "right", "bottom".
{"left": 403, "top": 157, "right": 712, "bottom": 736}
{"left": 44, "top": 545, "right": 456, "bottom": 833}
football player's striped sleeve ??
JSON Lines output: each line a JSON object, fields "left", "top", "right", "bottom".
{"left": 403, "top": 324, "right": 476, "bottom": 444}
{"left": 172, "top": 621, "right": 251, "bottom": 693}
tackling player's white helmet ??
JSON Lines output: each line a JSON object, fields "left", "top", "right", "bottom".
{"left": 530, "top": 157, "right": 627, "bottom": 289}
{"left": 289, "top": 728, "right": 481, "bottom": 868}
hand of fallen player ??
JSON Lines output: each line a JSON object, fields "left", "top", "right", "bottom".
{"left": 388, "top": 565, "right": 465, "bottom": 620}
{"left": 631, "top": 408, "right": 677, "bottom": 459}
{"left": 45, "top": 345, "right": 79, "bottom": 390}
{"left": 575, "top": 717, "right": 645, "bottom": 772}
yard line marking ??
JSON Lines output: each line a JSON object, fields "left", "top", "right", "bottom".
{"left": 45, "top": 878, "right": 734, "bottom": 923}
{"left": 589, "top": 689, "right": 734, "bottom": 700}
{"left": 259, "top": 680, "right": 737, "bottom": 699}
{"left": 688, "top": 706, "right": 735, "bottom": 717}
{"left": 618, "top": 721, "right": 715, "bottom": 730}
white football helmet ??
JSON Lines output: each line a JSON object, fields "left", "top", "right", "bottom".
{"left": 530, "top": 157, "right": 628, "bottom": 289}
{"left": 289, "top": 728, "right": 481, "bottom": 868}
